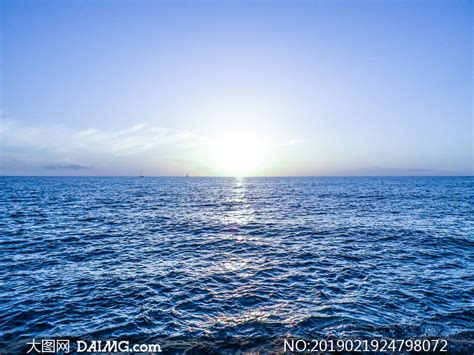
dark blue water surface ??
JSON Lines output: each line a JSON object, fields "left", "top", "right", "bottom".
{"left": 0, "top": 177, "right": 473, "bottom": 353}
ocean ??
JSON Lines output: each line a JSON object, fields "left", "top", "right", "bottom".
{"left": 0, "top": 176, "right": 472, "bottom": 353}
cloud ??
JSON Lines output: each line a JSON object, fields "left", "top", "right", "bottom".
{"left": 1, "top": 120, "right": 195, "bottom": 155}
{"left": 0, "top": 119, "right": 310, "bottom": 175}
{"left": 43, "top": 163, "right": 93, "bottom": 170}
{"left": 67, "top": 125, "right": 193, "bottom": 156}
{"left": 281, "top": 138, "right": 304, "bottom": 147}
{"left": 0, "top": 119, "right": 198, "bottom": 174}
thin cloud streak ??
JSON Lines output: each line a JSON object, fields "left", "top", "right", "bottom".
{"left": 280, "top": 138, "right": 304, "bottom": 147}
{"left": 43, "top": 163, "right": 93, "bottom": 170}
{"left": 0, "top": 119, "right": 198, "bottom": 174}
{"left": 1, "top": 120, "right": 195, "bottom": 155}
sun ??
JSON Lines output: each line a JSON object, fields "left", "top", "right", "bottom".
{"left": 212, "top": 133, "right": 265, "bottom": 176}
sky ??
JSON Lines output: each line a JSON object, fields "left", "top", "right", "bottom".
{"left": 0, "top": 0, "right": 472, "bottom": 176}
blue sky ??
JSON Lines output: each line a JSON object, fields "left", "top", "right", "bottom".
{"left": 1, "top": 0, "right": 472, "bottom": 176}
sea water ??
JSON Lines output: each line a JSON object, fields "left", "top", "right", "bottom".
{"left": 0, "top": 176, "right": 472, "bottom": 352}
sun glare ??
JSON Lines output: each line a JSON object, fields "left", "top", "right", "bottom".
{"left": 212, "top": 134, "right": 265, "bottom": 176}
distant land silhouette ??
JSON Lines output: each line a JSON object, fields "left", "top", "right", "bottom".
{"left": 327, "top": 167, "right": 472, "bottom": 176}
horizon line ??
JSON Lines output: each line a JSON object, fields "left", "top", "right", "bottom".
{"left": 1, "top": 174, "right": 473, "bottom": 178}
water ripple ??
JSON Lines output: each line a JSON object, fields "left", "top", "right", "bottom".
{"left": 0, "top": 176, "right": 473, "bottom": 353}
